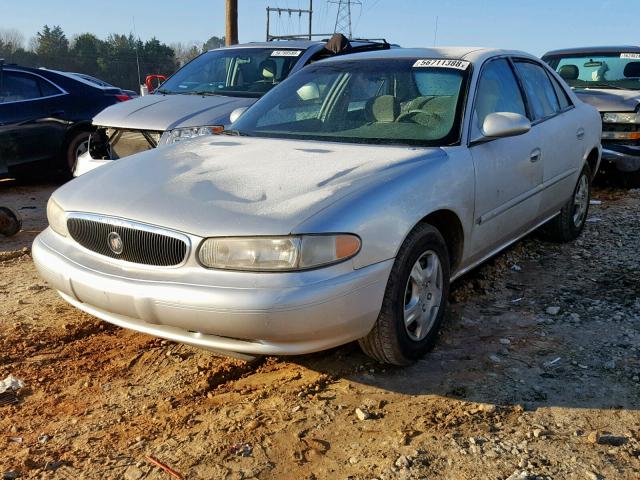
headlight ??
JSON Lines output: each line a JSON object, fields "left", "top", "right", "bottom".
{"left": 602, "top": 112, "right": 640, "bottom": 124}
{"left": 160, "top": 125, "right": 224, "bottom": 144}
{"left": 198, "top": 235, "right": 361, "bottom": 271}
{"left": 46, "top": 198, "right": 68, "bottom": 237}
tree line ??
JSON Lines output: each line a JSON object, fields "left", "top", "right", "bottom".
{"left": 0, "top": 26, "right": 226, "bottom": 91}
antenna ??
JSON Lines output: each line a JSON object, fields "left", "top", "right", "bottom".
{"left": 433, "top": 16, "right": 439, "bottom": 46}
{"left": 132, "top": 17, "right": 142, "bottom": 89}
{"left": 328, "top": 0, "right": 361, "bottom": 38}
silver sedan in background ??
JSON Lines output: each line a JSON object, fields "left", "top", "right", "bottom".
{"left": 33, "top": 47, "right": 601, "bottom": 365}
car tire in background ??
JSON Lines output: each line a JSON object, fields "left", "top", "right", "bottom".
{"left": 359, "top": 224, "right": 450, "bottom": 366}
{"left": 542, "top": 164, "right": 592, "bottom": 242}
{"left": 62, "top": 130, "right": 91, "bottom": 177}
{"left": 0, "top": 207, "right": 22, "bottom": 237}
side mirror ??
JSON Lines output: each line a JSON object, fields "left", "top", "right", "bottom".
{"left": 229, "top": 106, "right": 248, "bottom": 124}
{"left": 481, "top": 112, "right": 531, "bottom": 140}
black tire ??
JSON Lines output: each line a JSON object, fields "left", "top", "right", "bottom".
{"left": 62, "top": 130, "right": 91, "bottom": 177}
{"left": 359, "top": 224, "right": 450, "bottom": 365}
{"left": 0, "top": 207, "right": 22, "bottom": 237}
{"left": 543, "top": 164, "right": 591, "bottom": 242}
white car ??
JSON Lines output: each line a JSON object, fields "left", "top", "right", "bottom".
{"left": 34, "top": 47, "right": 601, "bottom": 365}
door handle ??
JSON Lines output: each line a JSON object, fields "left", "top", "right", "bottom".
{"left": 529, "top": 148, "right": 542, "bottom": 163}
{"left": 576, "top": 128, "right": 585, "bottom": 140}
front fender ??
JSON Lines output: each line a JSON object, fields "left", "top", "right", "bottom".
{"left": 293, "top": 147, "right": 475, "bottom": 269}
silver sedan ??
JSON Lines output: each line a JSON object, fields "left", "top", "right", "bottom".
{"left": 33, "top": 47, "right": 602, "bottom": 365}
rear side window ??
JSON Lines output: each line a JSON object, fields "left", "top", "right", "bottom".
{"left": 473, "top": 58, "right": 527, "bottom": 132}
{"left": 39, "top": 78, "right": 62, "bottom": 97}
{"left": 0, "top": 72, "right": 42, "bottom": 103}
{"left": 547, "top": 73, "right": 572, "bottom": 110}
{"left": 514, "top": 61, "right": 560, "bottom": 120}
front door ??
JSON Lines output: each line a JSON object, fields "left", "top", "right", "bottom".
{"left": 468, "top": 58, "right": 544, "bottom": 261}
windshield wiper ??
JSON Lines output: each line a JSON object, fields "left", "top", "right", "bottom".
{"left": 577, "top": 84, "right": 629, "bottom": 91}
{"left": 155, "top": 89, "right": 174, "bottom": 95}
{"left": 186, "top": 91, "right": 222, "bottom": 96}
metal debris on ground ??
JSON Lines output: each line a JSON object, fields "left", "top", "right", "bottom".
{"left": 229, "top": 442, "right": 253, "bottom": 457}
{"left": 0, "top": 375, "right": 25, "bottom": 407}
{"left": 144, "top": 455, "right": 184, "bottom": 480}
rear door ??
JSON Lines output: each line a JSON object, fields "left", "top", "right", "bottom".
{"left": 468, "top": 58, "right": 544, "bottom": 259}
{"left": 0, "top": 70, "right": 67, "bottom": 172}
{"left": 514, "top": 60, "right": 584, "bottom": 217}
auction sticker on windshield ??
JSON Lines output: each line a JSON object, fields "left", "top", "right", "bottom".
{"left": 413, "top": 59, "right": 470, "bottom": 70}
{"left": 621, "top": 53, "right": 640, "bottom": 59}
{"left": 271, "top": 50, "right": 302, "bottom": 57}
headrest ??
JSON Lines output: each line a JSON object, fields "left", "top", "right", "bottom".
{"left": 558, "top": 64, "right": 579, "bottom": 81}
{"left": 259, "top": 59, "right": 276, "bottom": 79}
{"left": 624, "top": 61, "right": 640, "bottom": 78}
{"left": 366, "top": 95, "right": 399, "bottom": 123}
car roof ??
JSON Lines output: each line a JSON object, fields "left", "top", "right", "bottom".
{"left": 316, "top": 46, "right": 536, "bottom": 64}
{"left": 543, "top": 46, "right": 640, "bottom": 57}
{"left": 209, "top": 39, "right": 395, "bottom": 52}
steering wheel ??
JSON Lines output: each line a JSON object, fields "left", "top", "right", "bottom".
{"left": 395, "top": 109, "right": 429, "bottom": 123}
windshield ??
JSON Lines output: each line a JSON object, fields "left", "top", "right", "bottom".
{"left": 545, "top": 52, "right": 640, "bottom": 90}
{"left": 158, "top": 47, "right": 303, "bottom": 97}
{"left": 231, "top": 59, "right": 469, "bottom": 146}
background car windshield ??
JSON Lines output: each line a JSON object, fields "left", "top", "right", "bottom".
{"left": 546, "top": 53, "right": 640, "bottom": 90}
{"left": 232, "top": 59, "right": 467, "bottom": 146}
{"left": 158, "top": 48, "right": 301, "bottom": 97}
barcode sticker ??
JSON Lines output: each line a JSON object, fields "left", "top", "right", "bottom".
{"left": 271, "top": 50, "right": 302, "bottom": 57}
{"left": 621, "top": 53, "right": 640, "bottom": 59}
{"left": 413, "top": 59, "right": 470, "bottom": 70}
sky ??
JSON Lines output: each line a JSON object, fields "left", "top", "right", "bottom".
{"left": 2, "top": 0, "right": 638, "bottom": 56}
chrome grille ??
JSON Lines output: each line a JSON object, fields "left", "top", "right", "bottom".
{"left": 67, "top": 214, "right": 188, "bottom": 266}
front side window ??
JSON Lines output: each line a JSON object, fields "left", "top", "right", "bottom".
{"left": 544, "top": 52, "right": 640, "bottom": 91}
{"left": 158, "top": 48, "right": 302, "bottom": 98}
{"left": 232, "top": 59, "right": 469, "bottom": 146}
{"left": 0, "top": 72, "right": 42, "bottom": 103}
{"left": 473, "top": 58, "right": 527, "bottom": 134}
{"left": 514, "top": 61, "right": 560, "bottom": 121}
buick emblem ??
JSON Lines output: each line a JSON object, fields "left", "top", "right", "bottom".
{"left": 107, "top": 232, "right": 123, "bottom": 255}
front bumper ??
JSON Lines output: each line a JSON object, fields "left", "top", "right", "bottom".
{"left": 601, "top": 143, "right": 640, "bottom": 173}
{"left": 32, "top": 229, "right": 392, "bottom": 356}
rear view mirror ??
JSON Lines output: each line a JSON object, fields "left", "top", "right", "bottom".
{"left": 229, "top": 107, "right": 248, "bottom": 124}
{"left": 296, "top": 82, "right": 320, "bottom": 101}
{"left": 584, "top": 61, "right": 602, "bottom": 68}
{"left": 481, "top": 112, "right": 531, "bottom": 140}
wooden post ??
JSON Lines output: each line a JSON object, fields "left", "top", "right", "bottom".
{"left": 226, "top": 0, "right": 238, "bottom": 46}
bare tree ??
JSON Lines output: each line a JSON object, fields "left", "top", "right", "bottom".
{"left": 170, "top": 42, "right": 201, "bottom": 66}
{"left": 0, "top": 28, "right": 25, "bottom": 53}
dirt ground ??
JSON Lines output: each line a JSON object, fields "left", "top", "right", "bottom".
{"left": 0, "top": 178, "right": 639, "bottom": 480}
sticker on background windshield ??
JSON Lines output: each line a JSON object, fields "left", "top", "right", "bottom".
{"left": 413, "top": 59, "right": 470, "bottom": 70}
{"left": 620, "top": 53, "right": 640, "bottom": 59}
{"left": 271, "top": 50, "right": 302, "bottom": 57}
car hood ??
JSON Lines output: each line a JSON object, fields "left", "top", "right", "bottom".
{"left": 53, "top": 137, "right": 445, "bottom": 237}
{"left": 574, "top": 88, "right": 640, "bottom": 112}
{"left": 92, "top": 93, "right": 257, "bottom": 131}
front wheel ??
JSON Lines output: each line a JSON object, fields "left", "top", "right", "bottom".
{"left": 542, "top": 164, "right": 591, "bottom": 242}
{"left": 359, "top": 224, "right": 450, "bottom": 365}
{"left": 63, "top": 131, "right": 91, "bottom": 177}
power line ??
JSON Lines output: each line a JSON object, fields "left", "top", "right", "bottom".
{"left": 327, "top": 0, "right": 361, "bottom": 38}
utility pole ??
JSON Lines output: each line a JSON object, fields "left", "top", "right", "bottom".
{"left": 328, "top": 0, "right": 361, "bottom": 38}
{"left": 265, "top": 0, "right": 313, "bottom": 41}
{"left": 226, "top": 0, "right": 238, "bottom": 46}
